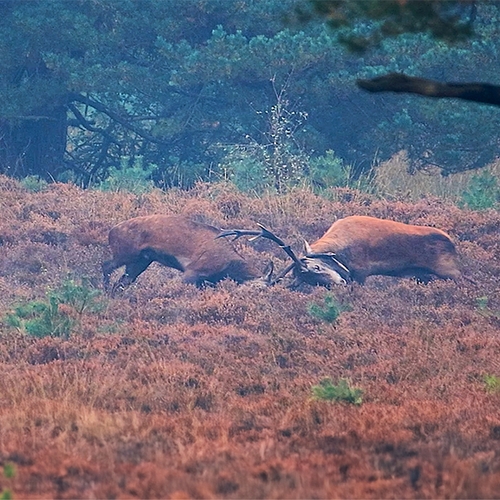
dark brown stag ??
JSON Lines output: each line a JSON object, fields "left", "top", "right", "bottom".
{"left": 219, "top": 215, "right": 460, "bottom": 287}
{"left": 102, "top": 215, "right": 272, "bottom": 295}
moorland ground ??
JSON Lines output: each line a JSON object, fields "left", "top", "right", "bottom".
{"left": 0, "top": 174, "right": 499, "bottom": 498}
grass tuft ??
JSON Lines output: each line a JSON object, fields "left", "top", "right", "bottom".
{"left": 311, "top": 378, "right": 363, "bottom": 405}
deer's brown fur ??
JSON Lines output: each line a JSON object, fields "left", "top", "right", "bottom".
{"left": 302, "top": 215, "right": 460, "bottom": 285}
{"left": 103, "top": 215, "right": 267, "bottom": 294}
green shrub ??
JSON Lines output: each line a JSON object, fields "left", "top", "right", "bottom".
{"left": 96, "top": 156, "right": 155, "bottom": 194}
{"left": 3, "top": 278, "right": 104, "bottom": 339}
{"left": 20, "top": 175, "right": 49, "bottom": 192}
{"left": 476, "top": 296, "right": 500, "bottom": 319}
{"left": 4, "top": 296, "right": 74, "bottom": 339}
{"left": 0, "top": 490, "right": 12, "bottom": 500}
{"left": 484, "top": 374, "right": 500, "bottom": 394}
{"left": 308, "top": 150, "right": 350, "bottom": 190}
{"left": 2, "top": 464, "right": 15, "bottom": 480}
{"left": 222, "top": 146, "right": 270, "bottom": 194}
{"left": 154, "top": 156, "right": 208, "bottom": 190}
{"left": 312, "top": 378, "right": 363, "bottom": 405}
{"left": 307, "top": 294, "right": 350, "bottom": 323}
{"left": 220, "top": 85, "right": 310, "bottom": 194}
{"left": 55, "top": 277, "right": 105, "bottom": 315}
{"left": 1, "top": 461, "right": 15, "bottom": 500}
{"left": 0, "top": 489, "right": 12, "bottom": 500}
{"left": 460, "top": 171, "right": 500, "bottom": 210}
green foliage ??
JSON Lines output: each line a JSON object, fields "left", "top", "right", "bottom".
{"left": 3, "top": 463, "right": 15, "bottom": 480}
{"left": 259, "top": 87, "right": 310, "bottom": 193}
{"left": 476, "top": 295, "right": 490, "bottom": 313}
{"left": 312, "top": 377, "right": 363, "bottom": 405}
{"left": 4, "top": 297, "right": 74, "bottom": 339}
{"left": 20, "top": 176, "right": 49, "bottom": 193}
{"left": 460, "top": 171, "right": 500, "bottom": 210}
{"left": 96, "top": 157, "right": 155, "bottom": 194}
{"left": 307, "top": 294, "right": 350, "bottom": 323}
{"left": 303, "top": 0, "right": 475, "bottom": 50}
{"left": 1, "top": 0, "right": 500, "bottom": 184}
{"left": 154, "top": 157, "right": 209, "bottom": 190}
{"left": 1, "top": 461, "right": 15, "bottom": 500}
{"left": 222, "top": 147, "right": 269, "bottom": 193}
{"left": 223, "top": 84, "right": 310, "bottom": 193}
{"left": 308, "top": 150, "right": 349, "bottom": 190}
{"left": 484, "top": 374, "right": 500, "bottom": 394}
{"left": 476, "top": 296, "right": 500, "bottom": 320}
{"left": 55, "top": 278, "right": 105, "bottom": 315}
{"left": 0, "top": 490, "right": 12, "bottom": 500}
{"left": 3, "top": 278, "right": 104, "bottom": 339}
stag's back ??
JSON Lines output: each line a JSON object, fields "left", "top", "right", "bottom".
{"left": 109, "top": 215, "right": 219, "bottom": 262}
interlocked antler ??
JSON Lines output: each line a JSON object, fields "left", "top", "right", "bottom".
{"left": 218, "top": 224, "right": 352, "bottom": 284}
{"left": 217, "top": 223, "right": 304, "bottom": 270}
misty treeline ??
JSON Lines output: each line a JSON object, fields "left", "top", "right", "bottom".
{"left": 1, "top": 0, "right": 499, "bottom": 190}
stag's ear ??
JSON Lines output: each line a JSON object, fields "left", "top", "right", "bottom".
{"left": 304, "top": 239, "right": 313, "bottom": 255}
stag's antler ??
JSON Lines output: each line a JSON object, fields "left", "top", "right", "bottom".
{"left": 218, "top": 223, "right": 304, "bottom": 269}
{"left": 218, "top": 224, "right": 352, "bottom": 285}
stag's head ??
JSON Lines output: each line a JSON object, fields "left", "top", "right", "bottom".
{"left": 293, "top": 261, "right": 347, "bottom": 288}
{"left": 278, "top": 240, "right": 348, "bottom": 288}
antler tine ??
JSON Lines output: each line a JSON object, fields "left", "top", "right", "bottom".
{"left": 255, "top": 223, "right": 303, "bottom": 268}
{"left": 217, "top": 228, "right": 262, "bottom": 242}
{"left": 270, "top": 261, "right": 296, "bottom": 286}
{"left": 332, "top": 256, "right": 350, "bottom": 276}
{"left": 218, "top": 223, "right": 304, "bottom": 269}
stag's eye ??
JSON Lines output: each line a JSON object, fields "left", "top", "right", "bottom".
{"left": 313, "top": 265, "right": 321, "bottom": 271}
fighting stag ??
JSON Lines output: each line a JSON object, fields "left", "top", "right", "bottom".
{"left": 102, "top": 215, "right": 273, "bottom": 295}
{"left": 218, "top": 215, "right": 460, "bottom": 287}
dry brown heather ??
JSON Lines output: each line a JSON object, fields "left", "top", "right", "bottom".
{"left": 0, "top": 175, "right": 499, "bottom": 499}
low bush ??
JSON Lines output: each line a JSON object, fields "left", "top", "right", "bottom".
{"left": 2, "top": 278, "right": 104, "bottom": 339}
{"left": 311, "top": 378, "right": 363, "bottom": 405}
{"left": 307, "top": 293, "right": 350, "bottom": 323}
{"left": 460, "top": 171, "right": 500, "bottom": 210}
{"left": 484, "top": 374, "right": 500, "bottom": 394}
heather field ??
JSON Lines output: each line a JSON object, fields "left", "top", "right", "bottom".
{"left": 0, "top": 175, "right": 500, "bottom": 499}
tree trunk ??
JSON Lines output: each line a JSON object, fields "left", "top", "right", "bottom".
{"left": 0, "top": 105, "right": 67, "bottom": 180}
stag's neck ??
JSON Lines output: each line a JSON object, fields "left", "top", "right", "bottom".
{"left": 308, "top": 238, "right": 337, "bottom": 254}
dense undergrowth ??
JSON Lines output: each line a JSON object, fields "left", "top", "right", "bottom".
{"left": 0, "top": 174, "right": 499, "bottom": 498}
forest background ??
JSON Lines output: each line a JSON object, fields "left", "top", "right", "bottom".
{"left": 0, "top": 0, "right": 499, "bottom": 205}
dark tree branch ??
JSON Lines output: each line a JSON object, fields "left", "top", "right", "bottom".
{"left": 68, "top": 103, "right": 122, "bottom": 146}
{"left": 69, "top": 92, "right": 175, "bottom": 146}
{"left": 357, "top": 73, "right": 500, "bottom": 107}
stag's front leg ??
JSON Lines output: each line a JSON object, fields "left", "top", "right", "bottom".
{"left": 111, "top": 258, "right": 152, "bottom": 296}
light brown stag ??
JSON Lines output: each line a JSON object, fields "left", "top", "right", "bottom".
{"left": 219, "top": 215, "right": 460, "bottom": 287}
